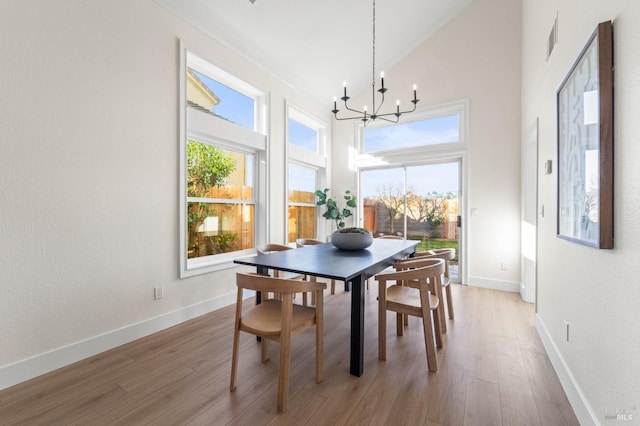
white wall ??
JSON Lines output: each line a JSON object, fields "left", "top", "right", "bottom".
{"left": 333, "top": 0, "right": 523, "bottom": 290}
{"left": 522, "top": 0, "right": 640, "bottom": 423}
{"left": 0, "top": 0, "right": 329, "bottom": 388}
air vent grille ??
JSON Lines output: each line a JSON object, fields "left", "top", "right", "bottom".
{"left": 547, "top": 15, "right": 558, "bottom": 60}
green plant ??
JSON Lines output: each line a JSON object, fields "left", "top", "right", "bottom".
{"left": 315, "top": 188, "right": 368, "bottom": 232}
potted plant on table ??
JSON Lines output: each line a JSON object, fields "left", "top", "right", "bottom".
{"left": 315, "top": 188, "right": 373, "bottom": 250}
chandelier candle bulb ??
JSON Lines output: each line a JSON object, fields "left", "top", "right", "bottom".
{"left": 381, "top": 71, "right": 385, "bottom": 89}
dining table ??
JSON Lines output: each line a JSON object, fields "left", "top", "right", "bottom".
{"left": 234, "top": 238, "right": 419, "bottom": 377}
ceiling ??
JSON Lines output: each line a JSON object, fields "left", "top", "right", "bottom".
{"left": 155, "top": 0, "right": 474, "bottom": 105}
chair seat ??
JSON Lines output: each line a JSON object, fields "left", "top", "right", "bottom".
{"left": 386, "top": 285, "right": 439, "bottom": 317}
{"left": 240, "top": 299, "right": 317, "bottom": 338}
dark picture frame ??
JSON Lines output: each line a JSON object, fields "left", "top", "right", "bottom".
{"left": 557, "top": 20, "right": 613, "bottom": 249}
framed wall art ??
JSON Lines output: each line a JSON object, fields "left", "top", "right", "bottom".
{"left": 557, "top": 20, "right": 613, "bottom": 249}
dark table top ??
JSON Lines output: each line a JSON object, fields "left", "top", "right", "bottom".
{"left": 234, "top": 239, "right": 419, "bottom": 281}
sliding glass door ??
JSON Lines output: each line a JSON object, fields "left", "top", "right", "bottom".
{"left": 360, "top": 160, "right": 461, "bottom": 282}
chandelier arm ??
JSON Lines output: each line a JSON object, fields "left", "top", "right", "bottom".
{"left": 333, "top": 114, "right": 366, "bottom": 121}
{"left": 377, "top": 115, "right": 400, "bottom": 124}
{"left": 376, "top": 102, "right": 418, "bottom": 118}
{"left": 343, "top": 102, "right": 367, "bottom": 115}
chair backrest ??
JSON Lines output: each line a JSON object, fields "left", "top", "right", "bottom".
{"left": 376, "top": 258, "right": 445, "bottom": 290}
{"left": 415, "top": 248, "right": 455, "bottom": 261}
{"left": 413, "top": 248, "right": 455, "bottom": 280}
{"left": 393, "top": 256, "right": 445, "bottom": 272}
{"left": 236, "top": 272, "right": 325, "bottom": 294}
{"left": 257, "top": 243, "right": 292, "bottom": 254}
{"left": 295, "top": 238, "right": 324, "bottom": 248}
{"left": 377, "top": 234, "right": 404, "bottom": 240}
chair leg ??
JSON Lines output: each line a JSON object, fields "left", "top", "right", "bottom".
{"left": 277, "top": 294, "right": 294, "bottom": 412}
{"left": 230, "top": 324, "right": 240, "bottom": 392}
{"left": 396, "top": 313, "right": 403, "bottom": 336}
{"left": 435, "top": 281, "right": 447, "bottom": 334}
{"left": 310, "top": 276, "right": 317, "bottom": 305}
{"left": 420, "top": 288, "right": 439, "bottom": 372}
{"left": 433, "top": 307, "right": 444, "bottom": 349}
{"left": 421, "top": 312, "right": 438, "bottom": 372}
{"left": 445, "top": 284, "right": 454, "bottom": 319}
{"left": 315, "top": 289, "right": 323, "bottom": 383}
{"left": 378, "top": 286, "right": 386, "bottom": 361}
{"left": 261, "top": 338, "right": 269, "bottom": 362}
{"left": 230, "top": 288, "right": 243, "bottom": 392}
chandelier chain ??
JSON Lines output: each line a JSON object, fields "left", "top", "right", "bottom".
{"left": 372, "top": 0, "right": 376, "bottom": 86}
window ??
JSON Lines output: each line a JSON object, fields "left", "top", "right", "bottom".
{"left": 188, "top": 69, "right": 255, "bottom": 130}
{"left": 286, "top": 104, "right": 327, "bottom": 243}
{"left": 180, "top": 45, "right": 267, "bottom": 277}
{"left": 364, "top": 114, "right": 459, "bottom": 153}
{"left": 360, "top": 102, "right": 466, "bottom": 156}
{"left": 288, "top": 116, "right": 318, "bottom": 152}
{"left": 187, "top": 141, "right": 255, "bottom": 258}
{"left": 288, "top": 163, "right": 318, "bottom": 242}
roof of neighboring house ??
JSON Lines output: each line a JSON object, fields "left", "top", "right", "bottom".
{"left": 187, "top": 68, "right": 220, "bottom": 107}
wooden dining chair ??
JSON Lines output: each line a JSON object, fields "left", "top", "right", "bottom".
{"left": 295, "top": 238, "right": 336, "bottom": 295}
{"left": 413, "top": 248, "right": 456, "bottom": 332}
{"left": 230, "top": 272, "right": 326, "bottom": 412}
{"left": 376, "top": 259, "right": 445, "bottom": 372}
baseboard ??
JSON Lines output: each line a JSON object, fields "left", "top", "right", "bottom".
{"left": 535, "top": 314, "right": 599, "bottom": 425}
{"left": 0, "top": 291, "right": 244, "bottom": 391}
{"left": 467, "top": 276, "right": 520, "bottom": 292}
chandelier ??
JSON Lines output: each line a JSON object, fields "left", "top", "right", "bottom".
{"left": 332, "top": 0, "right": 419, "bottom": 125}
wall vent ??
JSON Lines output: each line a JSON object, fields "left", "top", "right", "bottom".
{"left": 547, "top": 15, "right": 558, "bottom": 60}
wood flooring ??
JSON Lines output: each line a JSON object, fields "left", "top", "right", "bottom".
{"left": 0, "top": 283, "right": 578, "bottom": 425}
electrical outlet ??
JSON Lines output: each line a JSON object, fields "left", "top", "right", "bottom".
{"left": 564, "top": 320, "right": 570, "bottom": 342}
{"left": 501, "top": 262, "right": 508, "bottom": 271}
{"left": 154, "top": 286, "right": 163, "bottom": 300}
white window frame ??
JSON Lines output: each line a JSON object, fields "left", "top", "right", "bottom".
{"left": 285, "top": 102, "right": 328, "bottom": 242}
{"left": 356, "top": 99, "right": 469, "bottom": 168}
{"left": 180, "top": 42, "right": 268, "bottom": 278}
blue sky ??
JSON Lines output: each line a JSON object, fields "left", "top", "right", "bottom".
{"left": 288, "top": 118, "right": 317, "bottom": 151}
{"left": 364, "top": 115, "right": 459, "bottom": 152}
